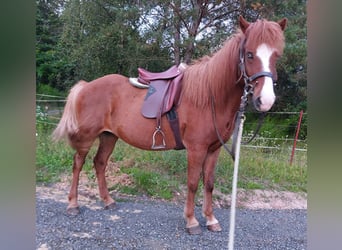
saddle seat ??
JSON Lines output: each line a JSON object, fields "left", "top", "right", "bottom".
{"left": 138, "top": 65, "right": 181, "bottom": 84}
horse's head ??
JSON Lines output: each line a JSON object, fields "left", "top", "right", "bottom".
{"left": 238, "top": 16, "right": 287, "bottom": 112}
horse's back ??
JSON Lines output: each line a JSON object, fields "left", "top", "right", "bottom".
{"left": 85, "top": 74, "right": 128, "bottom": 91}
{"left": 78, "top": 74, "right": 131, "bottom": 103}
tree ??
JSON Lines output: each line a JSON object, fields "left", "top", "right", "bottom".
{"left": 139, "top": 0, "right": 241, "bottom": 64}
{"left": 57, "top": 0, "right": 173, "bottom": 84}
{"left": 36, "top": 0, "right": 65, "bottom": 89}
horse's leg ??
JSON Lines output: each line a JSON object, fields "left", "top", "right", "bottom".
{"left": 184, "top": 148, "right": 207, "bottom": 235}
{"left": 202, "top": 148, "right": 222, "bottom": 232}
{"left": 67, "top": 149, "right": 89, "bottom": 215}
{"left": 93, "top": 132, "right": 117, "bottom": 209}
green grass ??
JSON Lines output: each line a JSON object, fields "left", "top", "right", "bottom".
{"left": 36, "top": 129, "right": 72, "bottom": 183}
{"left": 36, "top": 125, "right": 307, "bottom": 200}
{"left": 36, "top": 123, "right": 96, "bottom": 183}
{"left": 120, "top": 167, "right": 175, "bottom": 199}
{"left": 216, "top": 141, "right": 307, "bottom": 193}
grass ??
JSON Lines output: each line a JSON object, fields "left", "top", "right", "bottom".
{"left": 36, "top": 125, "right": 307, "bottom": 200}
{"left": 120, "top": 167, "right": 175, "bottom": 199}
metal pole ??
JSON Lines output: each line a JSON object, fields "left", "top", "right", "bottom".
{"left": 290, "top": 110, "right": 304, "bottom": 165}
{"left": 228, "top": 114, "right": 245, "bottom": 250}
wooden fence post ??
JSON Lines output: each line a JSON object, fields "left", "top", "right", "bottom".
{"left": 289, "top": 110, "right": 304, "bottom": 165}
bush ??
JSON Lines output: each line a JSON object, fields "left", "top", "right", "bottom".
{"left": 36, "top": 83, "right": 65, "bottom": 96}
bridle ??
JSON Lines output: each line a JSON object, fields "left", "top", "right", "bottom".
{"left": 237, "top": 37, "right": 276, "bottom": 87}
{"left": 212, "top": 37, "right": 276, "bottom": 160}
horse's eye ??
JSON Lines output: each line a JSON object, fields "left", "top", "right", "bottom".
{"left": 247, "top": 52, "right": 254, "bottom": 59}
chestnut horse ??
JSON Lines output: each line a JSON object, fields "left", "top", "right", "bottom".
{"left": 52, "top": 16, "right": 287, "bottom": 234}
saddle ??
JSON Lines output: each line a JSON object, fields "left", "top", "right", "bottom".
{"left": 140, "top": 65, "right": 183, "bottom": 118}
{"left": 136, "top": 64, "right": 186, "bottom": 150}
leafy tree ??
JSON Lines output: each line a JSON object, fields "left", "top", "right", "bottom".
{"left": 58, "top": 0, "right": 171, "bottom": 84}
{"left": 138, "top": 0, "right": 241, "bottom": 64}
{"left": 36, "top": 0, "right": 65, "bottom": 89}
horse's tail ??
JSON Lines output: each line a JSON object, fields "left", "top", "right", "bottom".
{"left": 52, "top": 80, "right": 87, "bottom": 142}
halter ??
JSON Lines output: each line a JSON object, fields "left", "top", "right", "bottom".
{"left": 237, "top": 37, "right": 275, "bottom": 88}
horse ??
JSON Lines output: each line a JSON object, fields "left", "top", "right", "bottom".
{"left": 52, "top": 16, "right": 287, "bottom": 235}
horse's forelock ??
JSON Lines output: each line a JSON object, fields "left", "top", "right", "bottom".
{"left": 245, "top": 19, "right": 286, "bottom": 52}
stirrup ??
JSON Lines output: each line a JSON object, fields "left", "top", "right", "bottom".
{"left": 151, "top": 126, "right": 166, "bottom": 149}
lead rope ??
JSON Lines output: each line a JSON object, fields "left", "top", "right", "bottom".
{"left": 228, "top": 111, "right": 245, "bottom": 250}
{"left": 211, "top": 86, "right": 250, "bottom": 250}
{"left": 211, "top": 74, "right": 254, "bottom": 250}
{"left": 228, "top": 86, "right": 250, "bottom": 250}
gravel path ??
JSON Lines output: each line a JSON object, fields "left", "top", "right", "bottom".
{"left": 36, "top": 190, "right": 307, "bottom": 250}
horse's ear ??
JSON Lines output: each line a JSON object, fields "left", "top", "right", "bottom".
{"left": 239, "top": 15, "right": 250, "bottom": 33}
{"left": 277, "top": 18, "right": 287, "bottom": 31}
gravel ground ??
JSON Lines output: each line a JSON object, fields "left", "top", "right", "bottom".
{"left": 36, "top": 193, "right": 307, "bottom": 250}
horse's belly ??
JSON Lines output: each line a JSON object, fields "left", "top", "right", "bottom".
{"left": 114, "top": 115, "right": 177, "bottom": 150}
{"left": 110, "top": 97, "right": 177, "bottom": 151}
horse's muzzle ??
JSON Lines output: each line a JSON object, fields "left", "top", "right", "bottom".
{"left": 254, "top": 94, "right": 276, "bottom": 112}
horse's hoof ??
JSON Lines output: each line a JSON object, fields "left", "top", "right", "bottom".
{"left": 66, "top": 206, "right": 80, "bottom": 215}
{"left": 186, "top": 225, "right": 202, "bottom": 235}
{"left": 104, "top": 202, "right": 116, "bottom": 210}
{"left": 207, "top": 223, "right": 222, "bottom": 232}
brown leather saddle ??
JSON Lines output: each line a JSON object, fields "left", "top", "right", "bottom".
{"left": 137, "top": 65, "right": 185, "bottom": 150}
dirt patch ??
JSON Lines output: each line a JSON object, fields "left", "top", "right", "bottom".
{"left": 36, "top": 165, "right": 306, "bottom": 210}
{"left": 212, "top": 188, "right": 307, "bottom": 209}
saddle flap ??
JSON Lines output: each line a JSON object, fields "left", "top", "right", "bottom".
{"left": 141, "top": 80, "right": 170, "bottom": 118}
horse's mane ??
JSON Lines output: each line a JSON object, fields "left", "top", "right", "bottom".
{"left": 181, "top": 19, "right": 285, "bottom": 109}
{"left": 181, "top": 31, "right": 243, "bottom": 108}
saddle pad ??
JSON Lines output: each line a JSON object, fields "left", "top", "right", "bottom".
{"left": 141, "top": 80, "right": 170, "bottom": 118}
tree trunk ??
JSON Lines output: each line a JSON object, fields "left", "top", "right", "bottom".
{"left": 184, "top": 39, "right": 195, "bottom": 64}
{"left": 173, "top": 1, "right": 181, "bottom": 65}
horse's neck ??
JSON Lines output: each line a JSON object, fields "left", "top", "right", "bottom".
{"left": 218, "top": 85, "right": 243, "bottom": 115}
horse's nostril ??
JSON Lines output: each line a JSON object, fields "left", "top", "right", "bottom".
{"left": 256, "top": 96, "right": 262, "bottom": 107}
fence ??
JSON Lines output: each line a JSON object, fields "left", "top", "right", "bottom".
{"left": 36, "top": 94, "right": 307, "bottom": 167}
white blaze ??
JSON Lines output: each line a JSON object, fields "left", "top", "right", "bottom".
{"left": 256, "top": 43, "right": 276, "bottom": 111}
